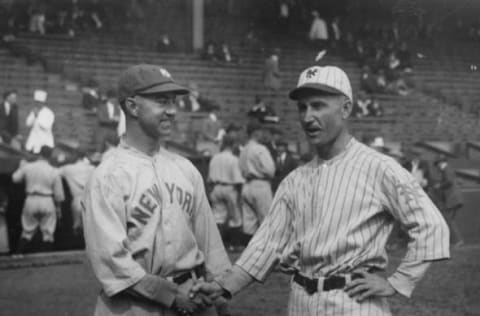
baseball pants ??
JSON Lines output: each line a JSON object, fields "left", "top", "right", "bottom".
{"left": 241, "top": 179, "right": 272, "bottom": 235}
{"left": 71, "top": 196, "right": 83, "bottom": 232}
{"left": 288, "top": 281, "right": 391, "bottom": 316}
{"left": 21, "top": 195, "right": 56, "bottom": 242}
{"left": 210, "top": 184, "right": 242, "bottom": 228}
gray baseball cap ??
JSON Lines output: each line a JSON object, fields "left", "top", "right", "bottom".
{"left": 118, "top": 64, "right": 189, "bottom": 100}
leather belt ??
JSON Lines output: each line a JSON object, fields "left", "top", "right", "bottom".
{"left": 169, "top": 265, "right": 206, "bottom": 285}
{"left": 293, "top": 272, "right": 363, "bottom": 295}
{"left": 213, "top": 181, "right": 235, "bottom": 186}
{"left": 27, "top": 192, "right": 53, "bottom": 197}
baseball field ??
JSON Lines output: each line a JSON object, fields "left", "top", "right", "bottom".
{"left": 0, "top": 246, "right": 479, "bottom": 316}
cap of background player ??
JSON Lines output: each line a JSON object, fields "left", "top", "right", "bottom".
{"left": 289, "top": 65, "right": 352, "bottom": 102}
{"left": 118, "top": 64, "right": 189, "bottom": 101}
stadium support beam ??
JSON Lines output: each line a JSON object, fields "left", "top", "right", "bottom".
{"left": 192, "top": 0, "right": 204, "bottom": 51}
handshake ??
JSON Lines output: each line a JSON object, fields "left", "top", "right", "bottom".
{"left": 172, "top": 279, "right": 227, "bottom": 316}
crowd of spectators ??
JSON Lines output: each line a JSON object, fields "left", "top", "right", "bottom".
{"left": 0, "top": 0, "right": 107, "bottom": 38}
{"left": 202, "top": 41, "right": 242, "bottom": 65}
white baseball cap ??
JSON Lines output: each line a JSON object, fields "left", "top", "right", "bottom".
{"left": 289, "top": 66, "right": 353, "bottom": 102}
{"left": 34, "top": 89, "right": 48, "bottom": 103}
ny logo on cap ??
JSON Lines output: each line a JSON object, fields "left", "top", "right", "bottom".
{"left": 306, "top": 68, "right": 318, "bottom": 79}
{"left": 158, "top": 68, "right": 172, "bottom": 78}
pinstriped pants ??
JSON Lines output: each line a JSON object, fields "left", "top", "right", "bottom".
{"left": 288, "top": 281, "right": 391, "bottom": 316}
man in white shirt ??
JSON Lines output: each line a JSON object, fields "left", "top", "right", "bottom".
{"left": 25, "top": 90, "right": 55, "bottom": 154}
{"left": 309, "top": 11, "right": 329, "bottom": 44}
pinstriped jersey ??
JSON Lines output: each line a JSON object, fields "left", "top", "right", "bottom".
{"left": 236, "top": 138, "right": 450, "bottom": 281}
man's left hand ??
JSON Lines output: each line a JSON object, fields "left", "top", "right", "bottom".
{"left": 343, "top": 271, "right": 396, "bottom": 302}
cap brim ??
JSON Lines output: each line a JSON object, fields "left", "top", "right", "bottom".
{"left": 138, "top": 82, "right": 189, "bottom": 96}
{"left": 289, "top": 83, "right": 345, "bottom": 100}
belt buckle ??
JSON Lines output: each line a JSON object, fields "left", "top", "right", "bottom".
{"left": 305, "top": 278, "right": 317, "bottom": 295}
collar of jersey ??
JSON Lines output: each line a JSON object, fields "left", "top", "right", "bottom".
{"left": 314, "top": 137, "right": 356, "bottom": 166}
{"left": 118, "top": 140, "right": 164, "bottom": 161}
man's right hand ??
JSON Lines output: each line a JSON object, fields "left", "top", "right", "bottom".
{"left": 172, "top": 292, "right": 201, "bottom": 315}
{"left": 189, "top": 281, "right": 225, "bottom": 300}
{"left": 173, "top": 290, "right": 213, "bottom": 315}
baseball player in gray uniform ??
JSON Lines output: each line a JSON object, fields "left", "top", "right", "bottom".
{"left": 190, "top": 66, "right": 450, "bottom": 315}
{"left": 83, "top": 64, "right": 231, "bottom": 316}
{"left": 238, "top": 121, "right": 275, "bottom": 241}
{"left": 12, "top": 146, "right": 64, "bottom": 253}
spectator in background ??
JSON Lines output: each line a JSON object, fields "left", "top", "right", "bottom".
{"left": 12, "top": 146, "right": 64, "bottom": 254}
{"left": 263, "top": 49, "right": 282, "bottom": 92}
{"left": 197, "top": 104, "right": 224, "bottom": 156}
{"left": 25, "top": 90, "right": 55, "bottom": 154}
{"left": 352, "top": 91, "right": 384, "bottom": 118}
{"left": 0, "top": 90, "right": 19, "bottom": 144}
{"left": 81, "top": 79, "right": 100, "bottom": 112}
{"left": 95, "top": 89, "right": 121, "bottom": 152}
{"left": 0, "top": 188, "right": 9, "bottom": 254}
{"left": 202, "top": 41, "right": 218, "bottom": 62}
{"left": 330, "top": 16, "right": 341, "bottom": 49}
{"left": 434, "top": 156, "right": 465, "bottom": 248}
{"left": 156, "top": 34, "right": 175, "bottom": 52}
{"left": 60, "top": 148, "right": 95, "bottom": 236}
{"left": 368, "top": 96, "right": 384, "bottom": 117}
{"left": 278, "top": 1, "right": 290, "bottom": 34}
{"left": 272, "top": 140, "right": 297, "bottom": 192}
{"left": 217, "top": 42, "right": 241, "bottom": 64}
{"left": 28, "top": 3, "right": 46, "bottom": 35}
{"left": 308, "top": 10, "right": 328, "bottom": 48}
{"left": 397, "top": 41, "right": 413, "bottom": 72}
{"left": 208, "top": 135, "right": 245, "bottom": 250}
{"left": 84, "top": 0, "right": 104, "bottom": 30}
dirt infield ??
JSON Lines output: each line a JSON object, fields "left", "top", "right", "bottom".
{"left": 0, "top": 246, "right": 479, "bottom": 316}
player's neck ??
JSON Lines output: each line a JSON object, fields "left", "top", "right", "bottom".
{"left": 123, "top": 127, "right": 160, "bottom": 157}
{"left": 315, "top": 129, "right": 351, "bottom": 161}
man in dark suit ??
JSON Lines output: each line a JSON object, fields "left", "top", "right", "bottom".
{"left": 434, "top": 155, "right": 464, "bottom": 248}
{"left": 272, "top": 141, "right": 297, "bottom": 192}
{"left": 0, "top": 90, "right": 19, "bottom": 144}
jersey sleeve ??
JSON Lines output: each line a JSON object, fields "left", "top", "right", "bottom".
{"left": 256, "top": 146, "right": 276, "bottom": 178}
{"left": 235, "top": 175, "right": 295, "bottom": 281}
{"left": 381, "top": 160, "right": 450, "bottom": 262}
{"left": 53, "top": 169, "right": 65, "bottom": 203}
{"left": 189, "top": 162, "right": 231, "bottom": 276}
{"left": 83, "top": 167, "right": 146, "bottom": 296}
{"left": 11, "top": 164, "right": 25, "bottom": 183}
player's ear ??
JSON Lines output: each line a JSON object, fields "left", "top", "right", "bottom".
{"left": 124, "top": 97, "right": 139, "bottom": 118}
{"left": 341, "top": 96, "right": 353, "bottom": 119}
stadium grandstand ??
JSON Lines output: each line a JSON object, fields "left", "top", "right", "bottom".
{"left": 0, "top": 1, "right": 479, "bottom": 314}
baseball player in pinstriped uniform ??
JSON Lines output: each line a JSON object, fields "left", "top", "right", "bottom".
{"left": 190, "top": 65, "right": 450, "bottom": 315}
{"left": 83, "top": 64, "right": 231, "bottom": 316}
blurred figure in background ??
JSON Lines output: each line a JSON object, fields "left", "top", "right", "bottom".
{"left": 434, "top": 155, "right": 465, "bottom": 248}
{"left": 0, "top": 89, "right": 19, "bottom": 144}
{"left": 208, "top": 135, "right": 245, "bottom": 251}
{"left": 272, "top": 141, "right": 298, "bottom": 192}
{"left": 12, "top": 146, "right": 64, "bottom": 254}
{"left": 263, "top": 49, "right": 282, "bottom": 92}
{"left": 25, "top": 90, "right": 55, "bottom": 154}
{"left": 239, "top": 121, "right": 275, "bottom": 244}
{"left": 60, "top": 148, "right": 95, "bottom": 236}
{"left": 95, "top": 89, "right": 122, "bottom": 152}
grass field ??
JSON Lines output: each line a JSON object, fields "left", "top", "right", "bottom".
{"left": 0, "top": 246, "right": 479, "bottom": 316}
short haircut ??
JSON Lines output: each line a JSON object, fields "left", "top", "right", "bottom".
{"left": 246, "top": 121, "right": 263, "bottom": 136}
{"left": 39, "top": 146, "right": 53, "bottom": 159}
{"left": 3, "top": 89, "right": 17, "bottom": 100}
{"left": 221, "top": 135, "right": 235, "bottom": 149}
